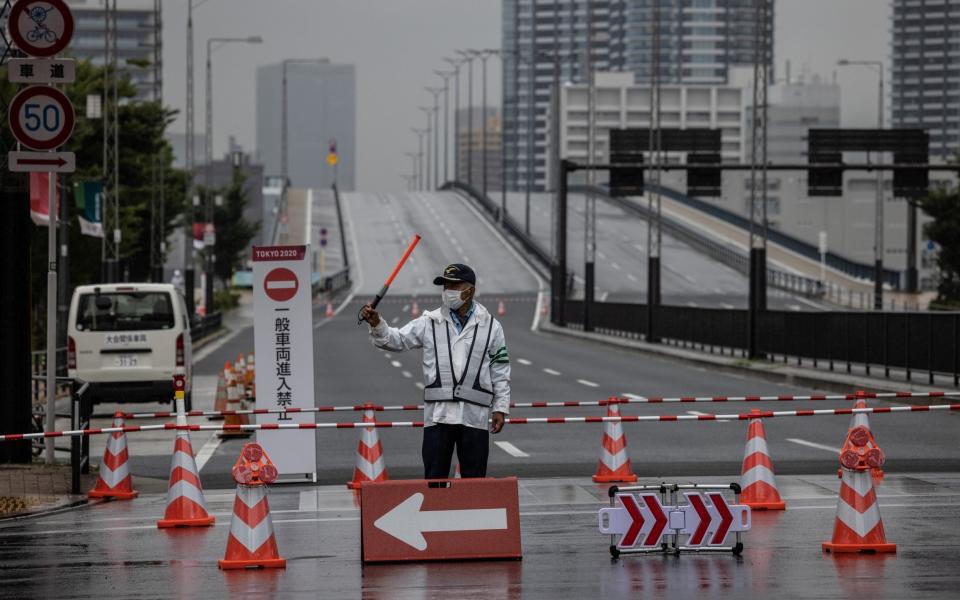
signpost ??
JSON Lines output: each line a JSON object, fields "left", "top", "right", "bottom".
{"left": 252, "top": 245, "right": 317, "bottom": 482}
{"left": 361, "top": 478, "right": 522, "bottom": 562}
{"left": 6, "top": 0, "right": 75, "bottom": 465}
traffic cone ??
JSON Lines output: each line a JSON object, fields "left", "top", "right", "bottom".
{"left": 453, "top": 462, "right": 461, "bottom": 479}
{"left": 325, "top": 302, "right": 335, "bottom": 318}
{"left": 739, "top": 410, "right": 786, "bottom": 510}
{"left": 157, "top": 399, "right": 215, "bottom": 527}
{"left": 236, "top": 353, "right": 246, "bottom": 374}
{"left": 822, "top": 468, "right": 896, "bottom": 554}
{"left": 540, "top": 300, "right": 548, "bottom": 317}
{"left": 219, "top": 443, "right": 285, "bottom": 569}
{"left": 88, "top": 412, "right": 138, "bottom": 500}
{"left": 209, "top": 362, "right": 230, "bottom": 420}
{"left": 218, "top": 373, "right": 252, "bottom": 438}
{"left": 497, "top": 299, "right": 506, "bottom": 316}
{"left": 592, "top": 398, "right": 637, "bottom": 483}
{"left": 347, "top": 405, "right": 388, "bottom": 489}
{"left": 245, "top": 353, "right": 255, "bottom": 386}
{"left": 411, "top": 300, "right": 420, "bottom": 317}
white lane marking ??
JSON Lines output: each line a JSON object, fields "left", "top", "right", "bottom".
{"left": 721, "top": 303, "right": 735, "bottom": 309}
{"left": 577, "top": 379, "right": 599, "bottom": 388}
{"left": 194, "top": 434, "right": 221, "bottom": 472}
{"left": 597, "top": 251, "right": 607, "bottom": 260}
{"left": 611, "top": 262, "right": 621, "bottom": 271}
{"left": 193, "top": 324, "right": 245, "bottom": 364}
{"left": 686, "top": 301, "right": 698, "bottom": 307}
{"left": 786, "top": 438, "right": 840, "bottom": 453}
{"left": 599, "top": 291, "right": 609, "bottom": 302}
{"left": 415, "top": 382, "right": 425, "bottom": 390}
{"left": 391, "top": 316, "right": 399, "bottom": 324}
{"left": 384, "top": 353, "right": 391, "bottom": 359}
{"left": 391, "top": 360, "right": 402, "bottom": 368}
{"left": 543, "top": 368, "right": 561, "bottom": 376}
{"left": 494, "top": 441, "right": 530, "bottom": 457}
{"left": 684, "top": 274, "right": 696, "bottom": 283}
{"left": 627, "top": 273, "right": 638, "bottom": 282}
{"left": 713, "top": 288, "right": 724, "bottom": 295}
{"left": 401, "top": 370, "right": 413, "bottom": 379}
{"left": 789, "top": 304, "right": 802, "bottom": 311}
{"left": 622, "top": 393, "right": 645, "bottom": 400}
{"left": 517, "top": 358, "right": 532, "bottom": 366}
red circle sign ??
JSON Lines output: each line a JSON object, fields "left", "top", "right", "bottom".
{"left": 8, "top": 86, "right": 75, "bottom": 150}
{"left": 264, "top": 268, "right": 299, "bottom": 302}
{"left": 9, "top": 0, "right": 74, "bottom": 58}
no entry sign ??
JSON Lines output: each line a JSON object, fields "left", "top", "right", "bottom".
{"left": 360, "top": 478, "right": 522, "bottom": 562}
{"left": 8, "top": 0, "right": 74, "bottom": 58}
{"left": 264, "top": 267, "right": 298, "bottom": 302}
{"left": 8, "top": 86, "right": 76, "bottom": 151}
{"left": 252, "top": 245, "right": 316, "bottom": 481}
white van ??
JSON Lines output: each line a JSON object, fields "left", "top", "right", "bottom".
{"left": 67, "top": 283, "right": 193, "bottom": 410}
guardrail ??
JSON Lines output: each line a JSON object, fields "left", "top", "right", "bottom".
{"left": 563, "top": 299, "right": 960, "bottom": 386}
{"left": 192, "top": 311, "right": 223, "bottom": 342}
{"left": 572, "top": 184, "right": 825, "bottom": 299}
{"left": 314, "top": 267, "right": 351, "bottom": 296}
{"left": 443, "top": 181, "right": 552, "bottom": 278}
{"left": 646, "top": 183, "right": 902, "bottom": 288}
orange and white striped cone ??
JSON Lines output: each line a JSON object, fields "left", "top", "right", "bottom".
{"left": 88, "top": 412, "right": 138, "bottom": 500}
{"left": 453, "top": 462, "right": 461, "bottom": 479}
{"left": 245, "top": 353, "right": 255, "bottom": 386}
{"left": 592, "top": 398, "right": 637, "bottom": 483}
{"left": 219, "top": 443, "right": 285, "bottom": 570}
{"left": 346, "top": 405, "right": 388, "bottom": 489}
{"left": 209, "top": 363, "right": 230, "bottom": 420}
{"left": 411, "top": 300, "right": 421, "bottom": 317}
{"left": 739, "top": 410, "right": 786, "bottom": 510}
{"left": 822, "top": 467, "right": 896, "bottom": 554}
{"left": 540, "top": 301, "right": 548, "bottom": 317}
{"left": 218, "top": 374, "right": 252, "bottom": 439}
{"left": 158, "top": 383, "right": 214, "bottom": 528}
{"left": 847, "top": 398, "right": 885, "bottom": 485}
{"left": 497, "top": 299, "right": 506, "bottom": 316}
{"left": 325, "top": 302, "right": 335, "bottom": 318}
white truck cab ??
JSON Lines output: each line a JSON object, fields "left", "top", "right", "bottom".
{"left": 67, "top": 283, "right": 193, "bottom": 409}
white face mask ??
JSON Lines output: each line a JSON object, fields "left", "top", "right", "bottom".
{"left": 442, "top": 288, "right": 466, "bottom": 311}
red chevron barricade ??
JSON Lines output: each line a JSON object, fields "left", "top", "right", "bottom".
{"left": 347, "top": 405, "right": 388, "bottom": 489}
{"left": 739, "top": 409, "right": 786, "bottom": 510}
{"left": 592, "top": 399, "right": 637, "bottom": 483}
{"left": 88, "top": 412, "right": 138, "bottom": 500}
{"left": 599, "top": 483, "right": 750, "bottom": 556}
{"left": 220, "top": 443, "right": 285, "bottom": 569}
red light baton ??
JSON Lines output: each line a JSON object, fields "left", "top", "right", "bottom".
{"left": 358, "top": 234, "right": 422, "bottom": 324}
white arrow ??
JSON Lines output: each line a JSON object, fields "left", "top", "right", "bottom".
{"left": 373, "top": 492, "right": 508, "bottom": 551}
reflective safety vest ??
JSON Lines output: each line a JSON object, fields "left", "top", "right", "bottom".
{"left": 423, "top": 317, "right": 495, "bottom": 407}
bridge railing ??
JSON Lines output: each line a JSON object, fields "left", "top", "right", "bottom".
{"left": 564, "top": 299, "right": 960, "bottom": 385}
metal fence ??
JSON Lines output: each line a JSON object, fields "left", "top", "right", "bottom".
{"left": 192, "top": 312, "right": 223, "bottom": 342}
{"left": 315, "top": 267, "right": 351, "bottom": 295}
{"left": 564, "top": 300, "right": 960, "bottom": 385}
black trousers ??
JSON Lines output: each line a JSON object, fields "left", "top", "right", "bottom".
{"left": 422, "top": 423, "right": 489, "bottom": 479}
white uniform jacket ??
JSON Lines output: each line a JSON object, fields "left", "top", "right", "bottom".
{"left": 369, "top": 302, "right": 510, "bottom": 430}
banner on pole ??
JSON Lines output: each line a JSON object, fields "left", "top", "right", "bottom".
{"left": 73, "top": 180, "right": 104, "bottom": 237}
{"left": 29, "top": 173, "right": 59, "bottom": 226}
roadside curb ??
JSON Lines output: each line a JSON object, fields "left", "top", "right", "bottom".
{"left": 0, "top": 496, "right": 94, "bottom": 523}
{"left": 536, "top": 320, "right": 952, "bottom": 396}
{"left": 193, "top": 325, "right": 230, "bottom": 351}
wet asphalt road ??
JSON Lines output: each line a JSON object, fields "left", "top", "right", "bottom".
{"left": 1, "top": 474, "right": 959, "bottom": 598}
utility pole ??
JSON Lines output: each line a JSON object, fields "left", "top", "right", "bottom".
{"left": 443, "top": 57, "right": 463, "bottom": 180}
{"left": 747, "top": 0, "right": 770, "bottom": 357}
{"left": 425, "top": 87, "right": 443, "bottom": 189}
{"left": 434, "top": 70, "right": 454, "bottom": 184}
{"left": 184, "top": 0, "right": 196, "bottom": 314}
{"left": 412, "top": 128, "right": 426, "bottom": 190}
{"left": 102, "top": 0, "right": 120, "bottom": 285}
{"left": 419, "top": 106, "right": 434, "bottom": 190}
{"left": 149, "top": 0, "right": 164, "bottom": 282}
{"left": 457, "top": 50, "right": 476, "bottom": 186}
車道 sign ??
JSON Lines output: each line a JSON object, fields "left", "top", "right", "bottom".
{"left": 252, "top": 245, "right": 317, "bottom": 481}
{"left": 361, "top": 478, "right": 523, "bottom": 562}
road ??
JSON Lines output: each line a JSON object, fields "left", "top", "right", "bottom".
{"left": 501, "top": 191, "right": 827, "bottom": 310}
{"left": 12, "top": 190, "right": 958, "bottom": 598}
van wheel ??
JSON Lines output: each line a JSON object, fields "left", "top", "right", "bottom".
{"left": 184, "top": 392, "right": 193, "bottom": 413}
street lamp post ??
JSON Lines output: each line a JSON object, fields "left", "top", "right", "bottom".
{"left": 478, "top": 50, "right": 498, "bottom": 203}
{"left": 457, "top": 50, "right": 477, "bottom": 186}
{"left": 412, "top": 128, "right": 427, "bottom": 190}
{"left": 425, "top": 87, "right": 443, "bottom": 189}
{"left": 205, "top": 35, "right": 261, "bottom": 314}
{"left": 838, "top": 59, "right": 885, "bottom": 309}
{"left": 434, "top": 71, "right": 454, "bottom": 184}
{"left": 443, "top": 57, "right": 463, "bottom": 180}
{"left": 405, "top": 152, "right": 419, "bottom": 190}
{"left": 418, "top": 107, "right": 434, "bottom": 190}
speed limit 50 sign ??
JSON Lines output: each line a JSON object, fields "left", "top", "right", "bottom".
{"left": 7, "top": 86, "right": 75, "bottom": 151}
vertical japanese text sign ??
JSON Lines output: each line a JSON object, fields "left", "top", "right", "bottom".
{"left": 252, "top": 245, "right": 317, "bottom": 480}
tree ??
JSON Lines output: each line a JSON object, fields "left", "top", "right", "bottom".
{"left": 211, "top": 171, "right": 259, "bottom": 288}
{"left": 917, "top": 182, "right": 960, "bottom": 304}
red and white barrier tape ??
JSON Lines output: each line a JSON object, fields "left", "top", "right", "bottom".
{"left": 118, "top": 391, "right": 960, "bottom": 419}
{"left": 5, "top": 403, "right": 958, "bottom": 441}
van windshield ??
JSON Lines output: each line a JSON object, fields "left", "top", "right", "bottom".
{"left": 76, "top": 292, "right": 175, "bottom": 332}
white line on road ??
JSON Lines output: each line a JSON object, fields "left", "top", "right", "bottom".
{"left": 543, "top": 368, "right": 561, "bottom": 376}
{"left": 611, "top": 262, "right": 621, "bottom": 271}
{"left": 721, "top": 303, "right": 735, "bottom": 309}
{"left": 687, "top": 301, "right": 699, "bottom": 307}
{"left": 517, "top": 358, "right": 532, "bottom": 366}
{"left": 577, "top": 379, "right": 599, "bottom": 388}
{"left": 401, "top": 370, "right": 413, "bottom": 379}
{"left": 194, "top": 434, "right": 221, "bottom": 472}
{"left": 787, "top": 438, "right": 840, "bottom": 453}
{"left": 494, "top": 441, "right": 530, "bottom": 457}
{"left": 414, "top": 382, "right": 425, "bottom": 390}
{"left": 391, "top": 360, "right": 402, "bottom": 368}
{"left": 627, "top": 274, "right": 638, "bottom": 282}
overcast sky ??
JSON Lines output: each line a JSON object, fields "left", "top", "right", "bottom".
{"left": 161, "top": 0, "right": 889, "bottom": 192}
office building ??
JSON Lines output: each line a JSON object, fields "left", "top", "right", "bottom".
{"left": 67, "top": 0, "right": 161, "bottom": 101}
{"left": 891, "top": 0, "right": 960, "bottom": 160}
{"left": 255, "top": 61, "right": 356, "bottom": 190}
{"left": 457, "top": 108, "right": 503, "bottom": 191}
